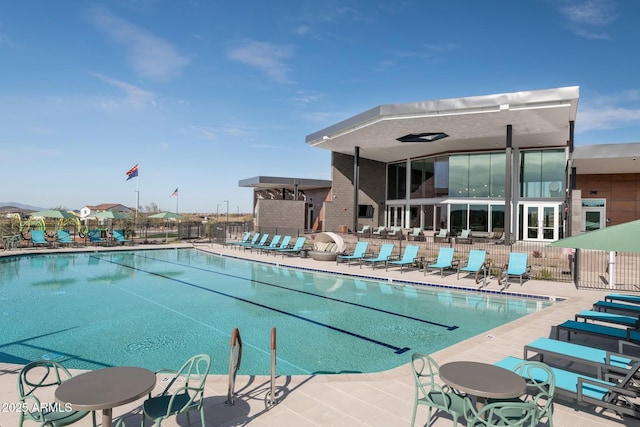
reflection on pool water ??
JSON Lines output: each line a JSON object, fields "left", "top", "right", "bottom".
{"left": 0, "top": 249, "right": 551, "bottom": 374}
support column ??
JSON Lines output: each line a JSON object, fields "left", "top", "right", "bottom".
{"left": 352, "top": 146, "right": 360, "bottom": 234}
{"left": 504, "top": 125, "right": 512, "bottom": 245}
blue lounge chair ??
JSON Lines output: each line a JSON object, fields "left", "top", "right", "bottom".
{"left": 524, "top": 337, "right": 639, "bottom": 379}
{"left": 605, "top": 293, "right": 640, "bottom": 305}
{"left": 499, "top": 252, "right": 531, "bottom": 285}
{"left": 360, "top": 243, "right": 394, "bottom": 269}
{"left": 243, "top": 233, "right": 269, "bottom": 251}
{"left": 575, "top": 310, "right": 640, "bottom": 329}
{"left": 386, "top": 245, "right": 420, "bottom": 273}
{"left": 31, "top": 230, "right": 51, "bottom": 248}
{"left": 555, "top": 319, "right": 640, "bottom": 343}
{"left": 236, "top": 233, "right": 260, "bottom": 250}
{"left": 456, "top": 249, "right": 488, "bottom": 284}
{"left": 225, "top": 231, "right": 251, "bottom": 247}
{"left": 112, "top": 229, "right": 131, "bottom": 245}
{"left": 424, "top": 247, "right": 457, "bottom": 277}
{"left": 57, "top": 230, "right": 77, "bottom": 247}
{"left": 88, "top": 229, "right": 108, "bottom": 245}
{"left": 253, "top": 235, "right": 281, "bottom": 253}
{"left": 336, "top": 241, "right": 369, "bottom": 266}
{"left": 593, "top": 300, "right": 640, "bottom": 316}
{"left": 262, "top": 235, "right": 291, "bottom": 254}
{"left": 495, "top": 356, "right": 640, "bottom": 418}
{"left": 278, "top": 237, "right": 307, "bottom": 257}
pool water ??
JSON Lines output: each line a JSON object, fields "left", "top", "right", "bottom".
{"left": 0, "top": 249, "right": 550, "bottom": 374}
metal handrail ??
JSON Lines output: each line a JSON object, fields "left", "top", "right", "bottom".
{"left": 226, "top": 327, "right": 242, "bottom": 405}
{"left": 268, "top": 327, "right": 278, "bottom": 405}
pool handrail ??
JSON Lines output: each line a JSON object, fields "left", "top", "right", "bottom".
{"left": 226, "top": 327, "right": 243, "bottom": 405}
{"left": 269, "top": 327, "right": 278, "bottom": 406}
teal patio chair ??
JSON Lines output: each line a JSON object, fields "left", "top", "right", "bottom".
{"left": 236, "top": 233, "right": 260, "bottom": 250}
{"left": 18, "top": 360, "right": 96, "bottom": 427}
{"left": 410, "top": 353, "right": 467, "bottom": 427}
{"left": 243, "top": 233, "right": 269, "bottom": 251}
{"left": 253, "top": 234, "right": 281, "bottom": 253}
{"left": 88, "top": 229, "right": 108, "bottom": 245}
{"left": 463, "top": 398, "right": 538, "bottom": 427}
{"left": 457, "top": 249, "right": 489, "bottom": 285}
{"left": 424, "top": 247, "right": 457, "bottom": 277}
{"left": 261, "top": 235, "right": 291, "bottom": 254}
{"left": 57, "top": 229, "right": 77, "bottom": 247}
{"left": 386, "top": 245, "right": 421, "bottom": 273}
{"left": 112, "top": 229, "right": 131, "bottom": 245}
{"left": 141, "top": 354, "right": 210, "bottom": 427}
{"left": 278, "top": 236, "right": 307, "bottom": 256}
{"left": 337, "top": 241, "right": 369, "bottom": 266}
{"left": 31, "top": 229, "right": 51, "bottom": 248}
{"left": 500, "top": 252, "right": 531, "bottom": 285}
{"left": 360, "top": 243, "right": 394, "bottom": 269}
{"left": 225, "top": 231, "right": 251, "bottom": 247}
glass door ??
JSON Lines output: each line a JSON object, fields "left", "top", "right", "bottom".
{"left": 386, "top": 205, "right": 404, "bottom": 228}
{"left": 523, "top": 203, "right": 560, "bottom": 241}
{"left": 581, "top": 199, "right": 606, "bottom": 232}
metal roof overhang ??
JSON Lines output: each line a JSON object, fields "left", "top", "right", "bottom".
{"left": 572, "top": 143, "right": 640, "bottom": 174}
{"left": 306, "top": 86, "right": 579, "bottom": 163}
{"left": 239, "top": 176, "right": 332, "bottom": 191}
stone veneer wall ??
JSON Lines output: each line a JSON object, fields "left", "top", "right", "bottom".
{"left": 256, "top": 199, "right": 305, "bottom": 231}
{"left": 575, "top": 173, "right": 640, "bottom": 226}
{"left": 323, "top": 152, "right": 386, "bottom": 232}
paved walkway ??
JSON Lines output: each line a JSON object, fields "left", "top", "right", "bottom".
{"left": 0, "top": 242, "right": 637, "bottom": 426}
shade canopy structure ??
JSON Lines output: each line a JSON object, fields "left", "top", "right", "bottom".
{"left": 148, "top": 212, "right": 183, "bottom": 242}
{"left": 93, "top": 211, "right": 130, "bottom": 220}
{"left": 30, "top": 209, "right": 78, "bottom": 219}
{"left": 548, "top": 220, "right": 640, "bottom": 253}
{"left": 148, "top": 212, "right": 184, "bottom": 220}
{"left": 548, "top": 219, "right": 640, "bottom": 287}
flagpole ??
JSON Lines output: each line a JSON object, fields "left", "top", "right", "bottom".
{"left": 176, "top": 191, "right": 179, "bottom": 214}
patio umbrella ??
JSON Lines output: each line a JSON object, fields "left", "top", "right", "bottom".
{"left": 548, "top": 219, "right": 640, "bottom": 287}
{"left": 148, "top": 212, "right": 183, "bottom": 242}
{"left": 31, "top": 209, "right": 78, "bottom": 219}
{"left": 93, "top": 211, "right": 131, "bottom": 232}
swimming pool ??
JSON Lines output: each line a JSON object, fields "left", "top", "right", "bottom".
{"left": 0, "top": 249, "right": 551, "bottom": 374}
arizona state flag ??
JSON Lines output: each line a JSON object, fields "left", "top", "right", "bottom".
{"left": 126, "top": 164, "right": 139, "bottom": 181}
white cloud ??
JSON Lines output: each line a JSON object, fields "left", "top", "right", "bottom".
{"left": 559, "top": 0, "right": 617, "bottom": 39}
{"left": 227, "top": 40, "right": 294, "bottom": 83}
{"left": 577, "top": 107, "right": 640, "bottom": 131}
{"left": 90, "top": 7, "right": 189, "bottom": 81}
{"left": 92, "top": 73, "right": 157, "bottom": 107}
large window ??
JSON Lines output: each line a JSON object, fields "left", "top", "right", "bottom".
{"left": 387, "top": 162, "right": 406, "bottom": 200}
{"left": 410, "top": 156, "right": 448, "bottom": 199}
{"left": 520, "top": 149, "right": 565, "bottom": 198}
{"left": 449, "top": 153, "right": 505, "bottom": 198}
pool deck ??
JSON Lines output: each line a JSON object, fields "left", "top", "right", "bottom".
{"left": 1, "top": 242, "right": 638, "bottom": 426}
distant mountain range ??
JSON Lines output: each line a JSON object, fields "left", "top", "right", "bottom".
{"left": 0, "top": 201, "right": 46, "bottom": 211}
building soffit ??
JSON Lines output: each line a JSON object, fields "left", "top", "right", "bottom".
{"left": 306, "top": 86, "right": 579, "bottom": 163}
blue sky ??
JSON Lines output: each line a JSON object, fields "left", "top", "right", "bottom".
{"left": 2, "top": 0, "right": 639, "bottom": 213}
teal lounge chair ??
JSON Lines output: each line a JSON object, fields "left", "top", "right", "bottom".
{"left": 336, "top": 241, "right": 369, "bottom": 266}
{"left": 253, "top": 235, "right": 281, "bottom": 253}
{"left": 524, "top": 337, "right": 639, "bottom": 379}
{"left": 605, "top": 293, "right": 640, "bottom": 305}
{"left": 499, "top": 252, "right": 531, "bottom": 285}
{"left": 262, "top": 235, "right": 291, "bottom": 254}
{"left": 593, "top": 300, "right": 640, "bottom": 316}
{"left": 424, "top": 247, "right": 457, "bottom": 277}
{"left": 386, "top": 245, "right": 420, "bottom": 273}
{"left": 278, "top": 236, "right": 306, "bottom": 256}
{"left": 555, "top": 319, "right": 640, "bottom": 343}
{"left": 243, "top": 233, "right": 269, "bottom": 251}
{"left": 112, "top": 229, "right": 131, "bottom": 245}
{"left": 57, "top": 229, "right": 77, "bottom": 247}
{"left": 236, "top": 233, "right": 260, "bottom": 250}
{"left": 575, "top": 309, "right": 640, "bottom": 329}
{"left": 225, "top": 231, "right": 251, "bottom": 247}
{"left": 495, "top": 356, "right": 640, "bottom": 418}
{"left": 360, "top": 243, "right": 394, "bottom": 269}
{"left": 456, "top": 249, "right": 488, "bottom": 285}
{"left": 31, "top": 230, "right": 51, "bottom": 248}
{"left": 88, "top": 229, "right": 108, "bottom": 245}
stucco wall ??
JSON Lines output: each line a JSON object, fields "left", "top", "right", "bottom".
{"left": 256, "top": 199, "right": 305, "bottom": 230}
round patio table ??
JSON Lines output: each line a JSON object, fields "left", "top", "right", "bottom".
{"left": 439, "top": 361, "right": 526, "bottom": 408}
{"left": 55, "top": 366, "right": 156, "bottom": 427}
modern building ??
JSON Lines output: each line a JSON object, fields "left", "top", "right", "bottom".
{"left": 306, "top": 86, "right": 579, "bottom": 243}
